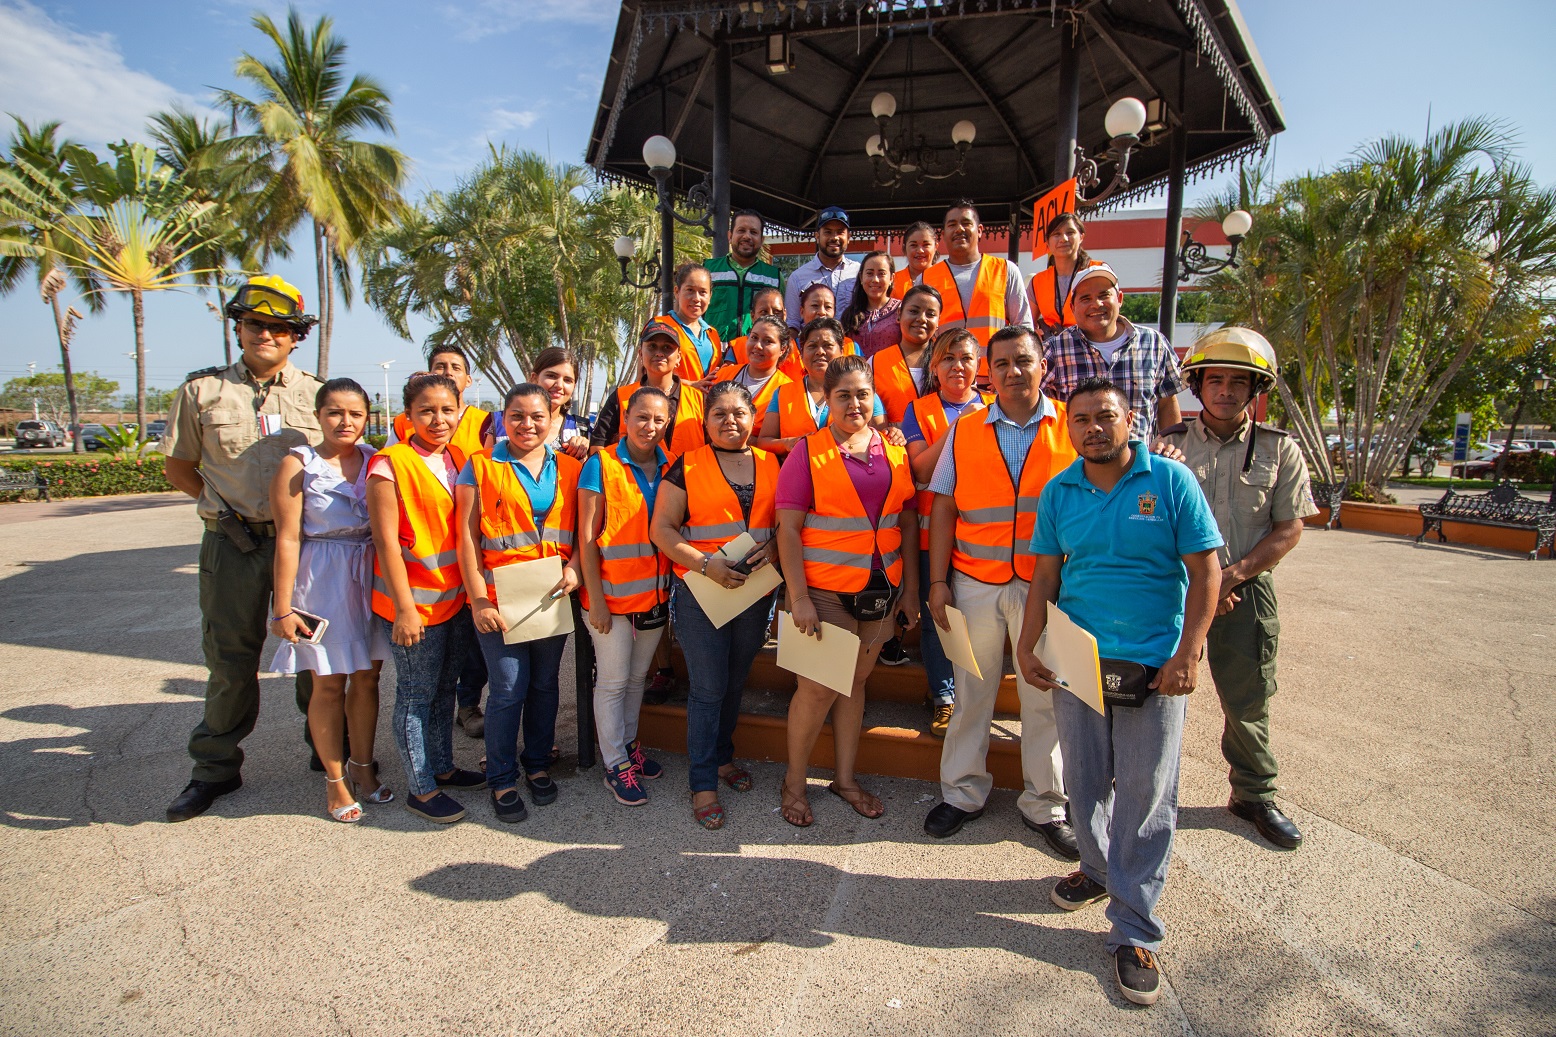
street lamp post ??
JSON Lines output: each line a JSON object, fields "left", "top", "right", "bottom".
{"left": 620, "top": 135, "right": 713, "bottom": 312}
{"left": 26, "top": 363, "right": 38, "bottom": 420}
{"left": 1178, "top": 209, "right": 1254, "bottom": 280}
{"left": 1074, "top": 98, "right": 1150, "bottom": 208}
{"left": 378, "top": 360, "right": 396, "bottom": 437}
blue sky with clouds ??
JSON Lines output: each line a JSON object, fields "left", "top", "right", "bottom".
{"left": 2, "top": 0, "right": 1553, "bottom": 403}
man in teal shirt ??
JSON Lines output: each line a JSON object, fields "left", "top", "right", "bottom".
{"left": 705, "top": 209, "right": 784, "bottom": 343}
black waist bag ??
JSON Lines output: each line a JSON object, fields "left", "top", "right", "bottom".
{"left": 631, "top": 600, "right": 669, "bottom": 630}
{"left": 1099, "top": 659, "right": 1160, "bottom": 708}
{"left": 841, "top": 568, "right": 896, "bottom": 623}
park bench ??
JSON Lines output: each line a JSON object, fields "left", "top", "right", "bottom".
{"left": 1309, "top": 480, "right": 1345, "bottom": 530}
{"left": 0, "top": 469, "right": 51, "bottom": 503}
{"left": 1417, "top": 481, "right": 1556, "bottom": 560}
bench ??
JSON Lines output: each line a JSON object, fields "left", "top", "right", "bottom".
{"left": 1417, "top": 481, "right": 1556, "bottom": 559}
{"left": 1309, "top": 480, "right": 1345, "bottom": 530}
{"left": 0, "top": 468, "right": 51, "bottom": 503}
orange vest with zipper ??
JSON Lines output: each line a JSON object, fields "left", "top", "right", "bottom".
{"left": 868, "top": 343, "right": 924, "bottom": 424}
{"left": 655, "top": 313, "right": 723, "bottom": 382}
{"left": 908, "top": 391, "right": 991, "bottom": 550}
{"left": 393, "top": 405, "right": 489, "bottom": 468}
{"left": 370, "top": 444, "right": 466, "bottom": 626}
{"left": 673, "top": 444, "right": 780, "bottom": 577}
{"left": 798, "top": 430, "right": 915, "bottom": 593}
{"left": 612, "top": 382, "right": 706, "bottom": 463}
{"left": 469, "top": 449, "right": 581, "bottom": 604}
{"left": 949, "top": 401, "right": 1075, "bottom": 584}
{"left": 714, "top": 363, "right": 792, "bottom": 416}
{"left": 580, "top": 448, "right": 670, "bottom": 615}
{"left": 1029, "top": 259, "right": 1104, "bottom": 330}
{"left": 921, "top": 256, "right": 1007, "bottom": 347}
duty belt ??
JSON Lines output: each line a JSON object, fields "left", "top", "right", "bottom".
{"left": 203, "top": 517, "right": 277, "bottom": 537}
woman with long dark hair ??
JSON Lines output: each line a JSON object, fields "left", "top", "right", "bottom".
{"left": 838, "top": 250, "right": 901, "bottom": 358}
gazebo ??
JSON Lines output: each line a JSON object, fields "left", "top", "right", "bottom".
{"left": 587, "top": 0, "right": 1283, "bottom": 341}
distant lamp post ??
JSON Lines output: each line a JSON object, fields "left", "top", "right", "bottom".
{"left": 378, "top": 360, "right": 396, "bottom": 437}
{"left": 634, "top": 135, "right": 714, "bottom": 310}
{"left": 1179, "top": 209, "right": 1254, "bottom": 278}
{"left": 1074, "top": 97, "right": 1148, "bottom": 208}
{"left": 866, "top": 90, "right": 976, "bottom": 189}
{"left": 614, "top": 234, "right": 659, "bottom": 292}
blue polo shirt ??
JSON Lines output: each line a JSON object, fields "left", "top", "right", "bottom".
{"left": 456, "top": 440, "right": 558, "bottom": 517}
{"left": 578, "top": 439, "right": 668, "bottom": 514}
{"left": 1030, "top": 442, "right": 1222, "bottom": 667}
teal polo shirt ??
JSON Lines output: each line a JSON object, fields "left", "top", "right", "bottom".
{"left": 1030, "top": 441, "right": 1223, "bottom": 667}
{"left": 456, "top": 440, "right": 558, "bottom": 517}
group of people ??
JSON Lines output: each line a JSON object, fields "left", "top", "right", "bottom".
{"left": 158, "top": 193, "right": 1317, "bottom": 1007}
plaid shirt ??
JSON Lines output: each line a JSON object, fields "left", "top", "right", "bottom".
{"left": 1042, "top": 320, "right": 1185, "bottom": 440}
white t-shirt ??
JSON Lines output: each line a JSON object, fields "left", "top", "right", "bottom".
{"left": 1091, "top": 331, "right": 1130, "bottom": 365}
{"left": 945, "top": 258, "right": 1034, "bottom": 327}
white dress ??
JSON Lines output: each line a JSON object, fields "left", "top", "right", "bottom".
{"left": 269, "top": 444, "right": 391, "bottom": 676}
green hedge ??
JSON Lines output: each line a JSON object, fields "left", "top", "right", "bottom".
{"left": 0, "top": 455, "right": 174, "bottom": 498}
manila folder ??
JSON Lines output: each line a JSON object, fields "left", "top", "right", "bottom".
{"left": 493, "top": 555, "right": 575, "bottom": 645}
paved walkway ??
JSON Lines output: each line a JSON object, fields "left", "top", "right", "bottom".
{"left": 0, "top": 499, "right": 1551, "bottom": 1035}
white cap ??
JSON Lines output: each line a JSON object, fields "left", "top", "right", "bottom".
{"left": 1066, "top": 262, "right": 1119, "bottom": 303}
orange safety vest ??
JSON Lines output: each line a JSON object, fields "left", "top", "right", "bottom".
{"left": 726, "top": 334, "right": 806, "bottom": 384}
{"left": 770, "top": 378, "right": 824, "bottom": 453}
{"left": 907, "top": 391, "right": 991, "bottom": 550}
{"left": 655, "top": 313, "right": 723, "bottom": 382}
{"left": 949, "top": 400, "right": 1075, "bottom": 584}
{"left": 798, "top": 430, "right": 916, "bottom": 592}
{"left": 889, "top": 267, "right": 918, "bottom": 301}
{"left": 370, "top": 443, "right": 466, "bottom": 626}
{"left": 1029, "top": 259, "right": 1105, "bottom": 331}
{"left": 921, "top": 256, "right": 1008, "bottom": 347}
{"left": 580, "top": 448, "right": 670, "bottom": 615}
{"left": 673, "top": 444, "right": 780, "bottom": 577}
{"left": 612, "top": 381, "right": 706, "bottom": 463}
{"left": 393, "top": 405, "right": 490, "bottom": 468}
{"left": 468, "top": 449, "right": 581, "bottom": 604}
{"left": 869, "top": 343, "right": 926, "bottom": 424}
{"left": 714, "top": 363, "right": 793, "bottom": 416}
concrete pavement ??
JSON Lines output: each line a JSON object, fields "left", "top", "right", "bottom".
{"left": 0, "top": 497, "right": 1551, "bottom": 1036}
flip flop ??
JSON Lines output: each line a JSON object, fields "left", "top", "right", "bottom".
{"left": 780, "top": 785, "right": 813, "bottom": 828}
{"left": 827, "top": 781, "right": 885, "bottom": 819}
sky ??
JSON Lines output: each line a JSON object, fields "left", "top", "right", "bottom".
{"left": 2, "top": 0, "right": 1554, "bottom": 406}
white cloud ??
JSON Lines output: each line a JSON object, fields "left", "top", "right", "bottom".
{"left": 440, "top": 0, "right": 618, "bottom": 42}
{"left": 0, "top": 2, "right": 204, "bottom": 146}
{"left": 487, "top": 108, "right": 539, "bottom": 132}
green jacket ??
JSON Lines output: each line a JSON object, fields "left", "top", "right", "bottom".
{"left": 704, "top": 255, "right": 783, "bottom": 344}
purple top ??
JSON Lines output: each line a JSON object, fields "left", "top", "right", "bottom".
{"left": 852, "top": 298, "right": 903, "bottom": 359}
{"left": 776, "top": 430, "right": 895, "bottom": 570}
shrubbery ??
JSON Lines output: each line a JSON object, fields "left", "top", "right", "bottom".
{"left": 0, "top": 455, "right": 174, "bottom": 498}
{"left": 1499, "top": 450, "right": 1556, "bottom": 483}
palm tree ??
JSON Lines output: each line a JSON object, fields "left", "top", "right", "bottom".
{"left": 219, "top": 8, "right": 408, "bottom": 377}
{"left": 0, "top": 141, "right": 227, "bottom": 442}
{"left": 0, "top": 118, "right": 102, "bottom": 451}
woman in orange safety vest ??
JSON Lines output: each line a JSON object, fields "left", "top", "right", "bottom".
{"left": 455, "top": 383, "right": 582, "bottom": 824}
{"left": 889, "top": 221, "right": 938, "bottom": 299}
{"left": 1028, "top": 212, "right": 1104, "bottom": 335}
{"left": 714, "top": 314, "right": 793, "bottom": 416}
{"left": 650, "top": 381, "right": 781, "bottom": 832}
{"left": 594, "top": 320, "right": 707, "bottom": 464}
{"left": 756, "top": 316, "right": 898, "bottom": 456}
{"left": 720, "top": 286, "right": 805, "bottom": 383}
{"left": 654, "top": 262, "right": 722, "bottom": 384}
{"left": 775, "top": 354, "right": 919, "bottom": 827}
{"left": 366, "top": 373, "right": 485, "bottom": 825}
{"left": 576, "top": 386, "right": 674, "bottom": 807}
{"left": 868, "top": 283, "right": 945, "bottom": 424}
{"left": 389, "top": 344, "right": 494, "bottom": 467}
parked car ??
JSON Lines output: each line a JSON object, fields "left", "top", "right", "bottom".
{"left": 79, "top": 424, "right": 110, "bottom": 451}
{"left": 1462, "top": 449, "right": 1551, "bottom": 480}
{"left": 1467, "top": 441, "right": 1504, "bottom": 462}
{"left": 1526, "top": 439, "right": 1556, "bottom": 452}
{"left": 13, "top": 419, "right": 65, "bottom": 449}
{"left": 145, "top": 420, "right": 167, "bottom": 441}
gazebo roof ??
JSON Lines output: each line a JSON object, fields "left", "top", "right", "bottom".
{"left": 587, "top": 0, "right": 1283, "bottom": 235}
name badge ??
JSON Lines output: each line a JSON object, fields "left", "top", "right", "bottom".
{"left": 259, "top": 414, "right": 283, "bottom": 436}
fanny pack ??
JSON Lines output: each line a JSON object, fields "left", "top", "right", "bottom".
{"left": 630, "top": 600, "right": 669, "bottom": 631}
{"left": 1099, "top": 659, "right": 1160, "bottom": 708}
{"left": 840, "top": 568, "right": 897, "bottom": 623}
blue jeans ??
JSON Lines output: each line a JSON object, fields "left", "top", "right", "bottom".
{"left": 454, "top": 610, "right": 488, "bottom": 710}
{"left": 672, "top": 577, "right": 771, "bottom": 794}
{"left": 1054, "top": 685, "right": 1187, "bottom": 953}
{"left": 383, "top": 607, "right": 473, "bottom": 798}
{"left": 477, "top": 628, "right": 568, "bottom": 790}
{"left": 918, "top": 551, "right": 955, "bottom": 705}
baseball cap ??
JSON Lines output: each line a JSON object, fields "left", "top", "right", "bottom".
{"left": 639, "top": 319, "right": 681, "bottom": 346}
{"left": 1066, "top": 263, "right": 1119, "bottom": 302}
{"left": 817, "top": 205, "right": 850, "bottom": 229}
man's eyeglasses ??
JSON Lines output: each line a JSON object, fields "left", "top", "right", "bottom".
{"left": 234, "top": 318, "right": 296, "bottom": 337}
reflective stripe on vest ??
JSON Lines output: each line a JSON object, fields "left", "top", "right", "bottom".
{"left": 907, "top": 392, "right": 992, "bottom": 550}
{"left": 949, "top": 401, "right": 1075, "bottom": 584}
{"left": 471, "top": 449, "right": 581, "bottom": 603}
{"left": 672, "top": 443, "right": 780, "bottom": 577}
{"left": 797, "top": 430, "right": 915, "bottom": 593}
{"left": 370, "top": 442, "right": 465, "bottom": 625}
{"left": 581, "top": 447, "right": 670, "bottom": 614}
{"left": 921, "top": 257, "right": 1008, "bottom": 347}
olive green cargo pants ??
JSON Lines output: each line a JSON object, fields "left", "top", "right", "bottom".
{"left": 1204, "top": 571, "right": 1281, "bottom": 803}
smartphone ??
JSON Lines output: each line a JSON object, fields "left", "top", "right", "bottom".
{"left": 291, "top": 608, "right": 329, "bottom": 645}
{"left": 728, "top": 543, "right": 766, "bottom": 576}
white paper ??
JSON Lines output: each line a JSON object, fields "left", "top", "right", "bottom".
{"left": 775, "top": 611, "right": 860, "bottom": 696}
{"left": 937, "top": 604, "right": 983, "bottom": 681}
{"left": 1036, "top": 601, "right": 1105, "bottom": 715}
{"left": 681, "top": 532, "right": 782, "bottom": 629}
{"left": 492, "top": 555, "right": 575, "bottom": 645}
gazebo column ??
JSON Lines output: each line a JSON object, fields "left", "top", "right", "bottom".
{"left": 1158, "top": 57, "right": 1187, "bottom": 345}
{"left": 1053, "top": 21, "right": 1080, "bottom": 183}
{"left": 711, "top": 39, "right": 732, "bottom": 257}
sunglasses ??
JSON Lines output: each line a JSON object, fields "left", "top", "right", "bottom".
{"left": 235, "top": 318, "right": 296, "bottom": 337}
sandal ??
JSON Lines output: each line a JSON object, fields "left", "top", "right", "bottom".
{"left": 827, "top": 781, "right": 885, "bottom": 819}
{"left": 780, "top": 784, "right": 814, "bottom": 828}
{"left": 348, "top": 758, "right": 394, "bottom": 804}
{"left": 720, "top": 766, "right": 754, "bottom": 793}
{"left": 324, "top": 774, "right": 363, "bottom": 824}
{"left": 693, "top": 797, "right": 725, "bottom": 830}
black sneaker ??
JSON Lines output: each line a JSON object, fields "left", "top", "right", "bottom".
{"left": 643, "top": 668, "right": 675, "bottom": 705}
{"left": 404, "top": 791, "right": 466, "bottom": 824}
{"left": 1050, "top": 870, "right": 1108, "bottom": 911}
{"left": 1114, "top": 946, "right": 1162, "bottom": 1006}
{"left": 491, "top": 787, "right": 528, "bottom": 823}
{"left": 877, "top": 636, "right": 911, "bottom": 666}
{"left": 526, "top": 772, "right": 559, "bottom": 806}
{"left": 436, "top": 767, "right": 487, "bottom": 790}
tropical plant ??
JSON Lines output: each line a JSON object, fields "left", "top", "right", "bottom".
{"left": 218, "top": 7, "right": 408, "bottom": 377}
{"left": 1, "top": 370, "right": 119, "bottom": 425}
{"left": 1199, "top": 120, "right": 1556, "bottom": 497}
{"left": 93, "top": 423, "right": 149, "bottom": 460}
{"left": 0, "top": 117, "right": 103, "bottom": 451}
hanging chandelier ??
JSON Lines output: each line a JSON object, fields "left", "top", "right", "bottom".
{"left": 866, "top": 91, "right": 976, "bottom": 189}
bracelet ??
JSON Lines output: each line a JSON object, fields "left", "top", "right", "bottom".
{"left": 700, "top": 554, "right": 712, "bottom": 575}
{"left": 931, "top": 580, "right": 948, "bottom": 587}
{"left": 790, "top": 593, "right": 810, "bottom": 603}
{"left": 269, "top": 611, "right": 295, "bottom": 622}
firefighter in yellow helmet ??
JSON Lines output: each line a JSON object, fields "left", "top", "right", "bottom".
{"left": 1157, "top": 328, "right": 1317, "bottom": 849}
{"left": 161, "top": 275, "right": 327, "bottom": 821}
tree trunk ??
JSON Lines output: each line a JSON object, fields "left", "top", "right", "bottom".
{"left": 1495, "top": 393, "right": 1526, "bottom": 481}
{"left": 552, "top": 269, "right": 571, "bottom": 351}
{"left": 132, "top": 289, "right": 147, "bottom": 444}
{"left": 218, "top": 284, "right": 233, "bottom": 365}
{"left": 49, "top": 292, "right": 83, "bottom": 453}
{"left": 313, "top": 219, "right": 332, "bottom": 378}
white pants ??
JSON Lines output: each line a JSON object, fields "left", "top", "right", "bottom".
{"left": 939, "top": 571, "right": 1066, "bottom": 823}
{"left": 587, "top": 617, "right": 666, "bottom": 769}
